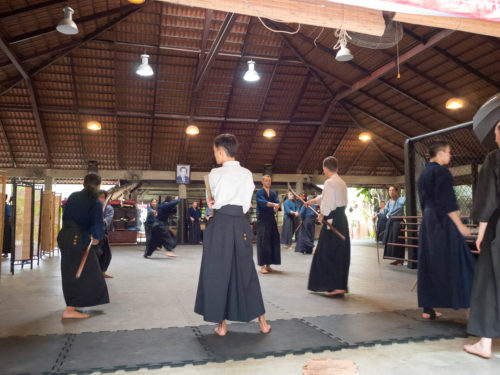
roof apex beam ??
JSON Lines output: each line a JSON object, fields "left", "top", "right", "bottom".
{"left": 194, "top": 12, "right": 237, "bottom": 92}
{"left": 0, "top": 0, "right": 66, "bottom": 19}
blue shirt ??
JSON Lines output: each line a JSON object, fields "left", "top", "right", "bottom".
{"left": 300, "top": 204, "right": 317, "bottom": 219}
{"left": 5, "top": 203, "right": 11, "bottom": 219}
{"left": 379, "top": 196, "right": 406, "bottom": 218}
{"left": 146, "top": 205, "right": 157, "bottom": 225}
{"left": 103, "top": 205, "right": 114, "bottom": 230}
{"left": 63, "top": 190, "right": 104, "bottom": 243}
{"left": 283, "top": 199, "right": 298, "bottom": 217}
{"left": 256, "top": 188, "right": 279, "bottom": 217}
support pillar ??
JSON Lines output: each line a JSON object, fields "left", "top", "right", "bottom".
{"left": 178, "top": 184, "right": 187, "bottom": 244}
{"left": 44, "top": 176, "right": 54, "bottom": 192}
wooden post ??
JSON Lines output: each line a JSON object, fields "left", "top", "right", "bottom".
{"left": 0, "top": 171, "right": 6, "bottom": 276}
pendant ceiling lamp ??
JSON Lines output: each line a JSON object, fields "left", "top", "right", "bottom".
{"left": 87, "top": 121, "right": 102, "bottom": 131}
{"left": 127, "top": 0, "right": 146, "bottom": 3}
{"left": 445, "top": 98, "right": 464, "bottom": 110}
{"left": 359, "top": 132, "right": 371, "bottom": 142}
{"left": 334, "top": 29, "right": 353, "bottom": 62}
{"left": 263, "top": 129, "right": 276, "bottom": 138}
{"left": 186, "top": 125, "right": 200, "bottom": 135}
{"left": 243, "top": 60, "right": 260, "bottom": 82}
{"left": 57, "top": 6, "right": 79, "bottom": 35}
{"left": 136, "top": 54, "right": 154, "bottom": 77}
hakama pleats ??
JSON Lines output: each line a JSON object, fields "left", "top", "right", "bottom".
{"left": 257, "top": 213, "right": 281, "bottom": 266}
{"left": 2, "top": 220, "right": 12, "bottom": 255}
{"left": 308, "top": 207, "right": 350, "bottom": 292}
{"left": 295, "top": 216, "right": 315, "bottom": 254}
{"left": 280, "top": 215, "right": 295, "bottom": 246}
{"left": 468, "top": 209, "right": 500, "bottom": 338}
{"left": 383, "top": 218, "right": 404, "bottom": 259}
{"left": 58, "top": 220, "right": 109, "bottom": 308}
{"left": 195, "top": 205, "right": 265, "bottom": 323}
{"left": 146, "top": 221, "right": 177, "bottom": 256}
{"left": 96, "top": 234, "right": 112, "bottom": 272}
{"left": 417, "top": 207, "right": 475, "bottom": 309}
{"left": 189, "top": 221, "right": 202, "bottom": 244}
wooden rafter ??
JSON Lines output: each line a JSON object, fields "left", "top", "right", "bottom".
{"left": 0, "top": 119, "right": 16, "bottom": 167}
{"left": 341, "top": 103, "right": 404, "bottom": 174}
{"left": 270, "top": 72, "right": 311, "bottom": 166}
{"left": 198, "top": 9, "right": 214, "bottom": 68}
{"left": 10, "top": 5, "right": 139, "bottom": 45}
{"left": 0, "top": 4, "right": 147, "bottom": 97}
{"left": 0, "top": 0, "right": 66, "bottom": 19}
{"left": 242, "top": 44, "right": 284, "bottom": 166}
{"left": 0, "top": 36, "right": 50, "bottom": 165}
{"left": 331, "top": 128, "right": 349, "bottom": 157}
{"left": 345, "top": 142, "right": 370, "bottom": 175}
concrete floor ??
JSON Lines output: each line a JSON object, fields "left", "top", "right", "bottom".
{"left": 0, "top": 241, "right": 499, "bottom": 374}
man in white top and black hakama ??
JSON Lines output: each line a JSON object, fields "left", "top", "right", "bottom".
{"left": 194, "top": 134, "right": 271, "bottom": 336}
{"left": 305, "top": 156, "right": 351, "bottom": 297}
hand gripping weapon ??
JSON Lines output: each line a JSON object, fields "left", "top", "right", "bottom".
{"left": 287, "top": 183, "right": 346, "bottom": 241}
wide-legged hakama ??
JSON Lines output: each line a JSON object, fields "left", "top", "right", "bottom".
{"left": 280, "top": 215, "right": 295, "bottom": 246}
{"left": 58, "top": 220, "right": 109, "bottom": 308}
{"left": 383, "top": 218, "right": 404, "bottom": 259}
{"left": 257, "top": 213, "right": 281, "bottom": 266}
{"left": 195, "top": 205, "right": 265, "bottom": 323}
{"left": 308, "top": 207, "right": 350, "bottom": 292}
{"left": 146, "top": 221, "right": 177, "bottom": 256}
{"left": 295, "top": 216, "right": 315, "bottom": 254}
{"left": 189, "top": 221, "right": 202, "bottom": 244}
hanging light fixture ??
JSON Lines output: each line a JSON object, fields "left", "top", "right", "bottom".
{"left": 56, "top": 6, "right": 79, "bottom": 35}
{"left": 334, "top": 29, "right": 353, "bottom": 62}
{"left": 359, "top": 132, "right": 371, "bottom": 142}
{"left": 87, "top": 121, "right": 102, "bottom": 131}
{"left": 445, "top": 98, "right": 464, "bottom": 110}
{"left": 186, "top": 125, "right": 200, "bottom": 135}
{"left": 243, "top": 60, "right": 260, "bottom": 82}
{"left": 263, "top": 129, "right": 276, "bottom": 138}
{"left": 127, "top": 0, "right": 146, "bottom": 3}
{"left": 136, "top": 54, "right": 154, "bottom": 77}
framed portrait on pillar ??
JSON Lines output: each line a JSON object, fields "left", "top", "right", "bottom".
{"left": 176, "top": 165, "right": 190, "bottom": 184}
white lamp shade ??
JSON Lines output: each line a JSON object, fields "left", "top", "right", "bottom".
{"left": 57, "top": 6, "right": 79, "bottom": 35}
{"left": 136, "top": 54, "right": 154, "bottom": 76}
{"left": 186, "top": 125, "right": 199, "bottom": 135}
{"left": 445, "top": 98, "right": 464, "bottom": 109}
{"left": 263, "top": 129, "right": 276, "bottom": 138}
{"left": 244, "top": 60, "right": 260, "bottom": 82}
{"left": 335, "top": 44, "right": 353, "bottom": 62}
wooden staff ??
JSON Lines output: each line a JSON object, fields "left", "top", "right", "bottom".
{"left": 287, "top": 183, "right": 346, "bottom": 241}
{"left": 294, "top": 220, "right": 303, "bottom": 234}
{"left": 76, "top": 242, "right": 92, "bottom": 279}
{"left": 203, "top": 175, "right": 213, "bottom": 202}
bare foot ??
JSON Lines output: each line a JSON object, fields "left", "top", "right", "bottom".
{"left": 166, "top": 251, "right": 177, "bottom": 257}
{"left": 422, "top": 311, "right": 442, "bottom": 320}
{"left": 260, "top": 267, "right": 269, "bottom": 274}
{"left": 258, "top": 315, "right": 272, "bottom": 334}
{"left": 103, "top": 272, "right": 113, "bottom": 278}
{"left": 143, "top": 254, "right": 149, "bottom": 259}
{"left": 62, "top": 307, "right": 90, "bottom": 319}
{"left": 266, "top": 266, "right": 277, "bottom": 272}
{"left": 325, "top": 289, "right": 346, "bottom": 297}
{"left": 287, "top": 246, "right": 292, "bottom": 250}
{"left": 464, "top": 339, "right": 492, "bottom": 359}
{"left": 214, "top": 321, "right": 227, "bottom": 336}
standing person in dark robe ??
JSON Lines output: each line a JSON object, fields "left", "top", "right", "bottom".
{"left": 188, "top": 201, "right": 202, "bottom": 244}
{"left": 380, "top": 186, "right": 406, "bottom": 265}
{"left": 306, "top": 157, "right": 350, "bottom": 297}
{"left": 417, "top": 141, "right": 474, "bottom": 320}
{"left": 144, "top": 199, "right": 158, "bottom": 253}
{"left": 195, "top": 133, "right": 271, "bottom": 336}
{"left": 96, "top": 190, "right": 114, "bottom": 279}
{"left": 256, "top": 175, "right": 281, "bottom": 274}
{"left": 372, "top": 201, "right": 387, "bottom": 243}
{"left": 57, "top": 173, "right": 109, "bottom": 319}
{"left": 145, "top": 196, "right": 180, "bottom": 258}
{"left": 2, "top": 194, "right": 12, "bottom": 258}
{"left": 295, "top": 195, "right": 317, "bottom": 254}
{"left": 281, "top": 192, "right": 299, "bottom": 249}
{"left": 464, "top": 120, "right": 500, "bottom": 359}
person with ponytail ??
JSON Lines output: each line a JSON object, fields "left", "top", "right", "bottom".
{"left": 58, "top": 173, "right": 110, "bottom": 319}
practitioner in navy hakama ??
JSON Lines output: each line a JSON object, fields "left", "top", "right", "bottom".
{"left": 188, "top": 201, "right": 202, "bottom": 244}
{"left": 57, "top": 173, "right": 109, "bottom": 319}
{"left": 145, "top": 197, "right": 180, "bottom": 258}
{"left": 195, "top": 133, "right": 271, "bottom": 336}
{"left": 256, "top": 176, "right": 281, "bottom": 274}
{"left": 281, "top": 192, "right": 299, "bottom": 249}
{"left": 417, "top": 141, "right": 475, "bottom": 319}
{"left": 295, "top": 196, "right": 316, "bottom": 254}
{"left": 464, "top": 120, "right": 500, "bottom": 359}
{"left": 96, "top": 190, "right": 114, "bottom": 278}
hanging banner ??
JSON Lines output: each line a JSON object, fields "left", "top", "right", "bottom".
{"left": 329, "top": 1, "right": 500, "bottom": 22}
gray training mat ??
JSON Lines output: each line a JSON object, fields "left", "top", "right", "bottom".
{"left": 59, "top": 327, "right": 210, "bottom": 373}
{"left": 197, "top": 318, "right": 345, "bottom": 361}
{"left": 0, "top": 334, "right": 70, "bottom": 375}
{"left": 302, "top": 310, "right": 468, "bottom": 347}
